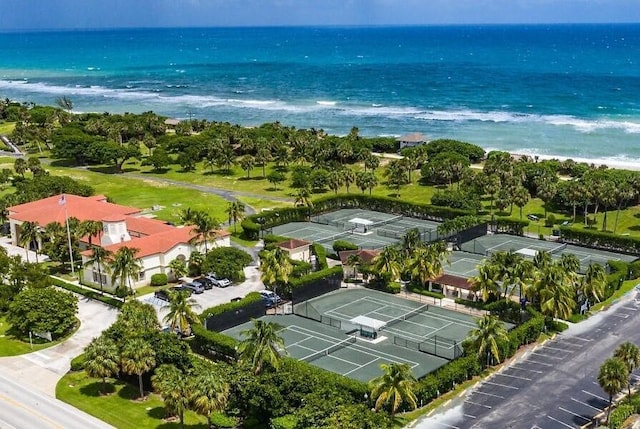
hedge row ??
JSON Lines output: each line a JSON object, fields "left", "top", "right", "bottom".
{"left": 407, "top": 283, "right": 445, "bottom": 300}
{"left": 199, "top": 292, "right": 262, "bottom": 320}
{"left": 492, "top": 218, "right": 529, "bottom": 235}
{"left": 312, "top": 243, "right": 328, "bottom": 270}
{"left": 609, "top": 404, "right": 636, "bottom": 429}
{"left": 560, "top": 226, "right": 640, "bottom": 255}
{"left": 49, "top": 277, "right": 124, "bottom": 308}
{"left": 241, "top": 194, "right": 473, "bottom": 239}
{"left": 288, "top": 266, "right": 343, "bottom": 289}
{"left": 191, "top": 324, "right": 238, "bottom": 360}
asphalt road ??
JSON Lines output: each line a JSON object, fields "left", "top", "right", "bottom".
{"left": 414, "top": 287, "right": 640, "bottom": 429}
{"left": 0, "top": 371, "right": 113, "bottom": 429}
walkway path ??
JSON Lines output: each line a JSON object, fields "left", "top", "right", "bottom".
{"left": 0, "top": 135, "right": 23, "bottom": 155}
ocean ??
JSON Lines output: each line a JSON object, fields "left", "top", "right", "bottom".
{"left": 0, "top": 25, "right": 639, "bottom": 166}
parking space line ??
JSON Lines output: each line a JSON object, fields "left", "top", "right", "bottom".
{"left": 582, "top": 390, "right": 608, "bottom": 402}
{"left": 510, "top": 365, "right": 543, "bottom": 374}
{"left": 612, "top": 313, "right": 630, "bottom": 318}
{"left": 532, "top": 351, "right": 564, "bottom": 360}
{"left": 547, "top": 415, "right": 575, "bottom": 428}
{"left": 472, "top": 390, "right": 505, "bottom": 399}
{"left": 570, "top": 397, "right": 602, "bottom": 412}
{"left": 559, "top": 407, "right": 590, "bottom": 423}
{"left": 564, "top": 336, "right": 592, "bottom": 342}
{"left": 495, "top": 372, "right": 531, "bottom": 381}
{"left": 464, "top": 413, "right": 476, "bottom": 419}
{"left": 465, "top": 399, "right": 492, "bottom": 409}
{"left": 429, "top": 421, "right": 460, "bottom": 429}
{"left": 523, "top": 358, "right": 553, "bottom": 367}
{"left": 484, "top": 381, "right": 518, "bottom": 390}
{"left": 545, "top": 344, "right": 580, "bottom": 352}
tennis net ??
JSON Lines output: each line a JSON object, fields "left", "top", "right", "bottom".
{"left": 301, "top": 335, "right": 357, "bottom": 363}
{"left": 371, "top": 214, "right": 404, "bottom": 228}
{"left": 383, "top": 304, "right": 429, "bottom": 330}
{"left": 316, "top": 230, "right": 351, "bottom": 245}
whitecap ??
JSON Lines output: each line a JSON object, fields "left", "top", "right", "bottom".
{"left": 316, "top": 100, "right": 337, "bottom": 106}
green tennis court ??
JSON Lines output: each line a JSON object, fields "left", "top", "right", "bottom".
{"left": 223, "top": 314, "right": 449, "bottom": 382}
{"left": 461, "top": 234, "right": 637, "bottom": 272}
{"left": 271, "top": 208, "right": 444, "bottom": 250}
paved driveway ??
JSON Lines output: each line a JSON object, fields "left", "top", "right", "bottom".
{"left": 414, "top": 288, "right": 640, "bottom": 429}
{"left": 0, "top": 297, "right": 119, "bottom": 397}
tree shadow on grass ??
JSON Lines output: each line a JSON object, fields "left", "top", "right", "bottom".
{"left": 116, "top": 381, "right": 142, "bottom": 400}
{"left": 79, "top": 381, "right": 116, "bottom": 397}
{"left": 86, "top": 166, "right": 138, "bottom": 174}
{"left": 238, "top": 176, "right": 266, "bottom": 181}
{"left": 147, "top": 406, "right": 170, "bottom": 420}
{"left": 49, "top": 159, "right": 78, "bottom": 168}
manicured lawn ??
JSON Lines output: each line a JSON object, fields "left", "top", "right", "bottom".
{"left": 0, "top": 314, "right": 76, "bottom": 357}
{"left": 56, "top": 371, "right": 208, "bottom": 429}
{"left": 0, "top": 122, "right": 15, "bottom": 135}
{"left": 43, "top": 165, "right": 230, "bottom": 223}
{"left": 235, "top": 195, "right": 291, "bottom": 213}
{"left": 591, "top": 279, "right": 640, "bottom": 313}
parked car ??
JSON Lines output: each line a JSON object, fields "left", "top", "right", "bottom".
{"left": 171, "top": 285, "right": 193, "bottom": 297}
{"left": 230, "top": 297, "right": 242, "bottom": 302}
{"left": 182, "top": 281, "right": 205, "bottom": 294}
{"left": 196, "top": 276, "right": 215, "bottom": 290}
{"left": 205, "top": 272, "right": 232, "bottom": 288}
{"left": 259, "top": 290, "right": 282, "bottom": 308}
{"left": 527, "top": 214, "right": 540, "bottom": 221}
{"left": 154, "top": 289, "right": 171, "bottom": 302}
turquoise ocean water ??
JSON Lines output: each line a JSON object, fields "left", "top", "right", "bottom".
{"left": 0, "top": 25, "right": 639, "bottom": 166}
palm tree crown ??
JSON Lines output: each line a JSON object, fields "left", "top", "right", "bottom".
{"left": 83, "top": 336, "right": 119, "bottom": 394}
{"left": 110, "top": 246, "right": 142, "bottom": 296}
{"left": 237, "top": 319, "right": 286, "bottom": 375}
{"left": 121, "top": 337, "right": 156, "bottom": 399}
{"left": 613, "top": 342, "right": 640, "bottom": 402}
{"left": 369, "top": 363, "right": 418, "bottom": 415}
{"left": 598, "top": 357, "right": 629, "bottom": 424}
{"left": 162, "top": 290, "right": 201, "bottom": 336}
{"left": 468, "top": 314, "right": 509, "bottom": 367}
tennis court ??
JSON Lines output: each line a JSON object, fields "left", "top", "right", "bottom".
{"left": 461, "top": 234, "right": 637, "bottom": 272}
{"left": 294, "top": 289, "right": 486, "bottom": 361}
{"left": 446, "top": 252, "right": 486, "bottom": 278}
{"left": 271, "top": 208, "right": 443, "bottom": 250}
{"left": 223, "top": 314, "right": 449, "bottom": 382}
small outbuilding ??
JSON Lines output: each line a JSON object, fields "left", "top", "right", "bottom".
{"left": 339, "top": 249, "right": 380, "bottom": 280}
{"left": 397, "top": 132, "right": 429, "bottom": 150}
{"left": 276, "top": 238, "right": 312, "bottom": 263}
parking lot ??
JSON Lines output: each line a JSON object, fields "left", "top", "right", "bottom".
{"left": 139, "top": 265, "right": 265, "bottom": 324}
{"left": 416, "top": 287, "right": 640, "bottom": 429}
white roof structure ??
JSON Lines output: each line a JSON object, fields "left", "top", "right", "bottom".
{"left": 350, "top": 315, "right": 386, "bottom": 331}
{"left": 349, "top": 217, "right": 374, "bottom": 225}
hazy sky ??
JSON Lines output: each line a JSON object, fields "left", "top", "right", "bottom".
{"left": 1, "top": 0, "right": 639, "bottom": 30}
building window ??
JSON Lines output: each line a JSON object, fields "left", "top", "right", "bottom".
{"left": 138, "top": 271, "right": 145, "bottom": 281}
{"left": 92, "top": 271, "right": 107, "bottom": 285}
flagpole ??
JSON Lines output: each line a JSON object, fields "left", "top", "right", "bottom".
{"left": 62, "top": 195, "right": 75, "bottom": 276}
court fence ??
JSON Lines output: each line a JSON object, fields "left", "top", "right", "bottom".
{"left": 293, "top": 300, "right": 343, "bottom": 330}
{"left": 291, "top": 271, "right": 342, "bottom": 304}
{"left": 204, "top": 300, "right": 266, "bottom": 332}
{"left": 392, "top": 333, "right": 464, "bottom": 361}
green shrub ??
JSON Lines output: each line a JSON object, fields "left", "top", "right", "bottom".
{"left": 209, "top": 412, "right": 239, "bottom": 428}
{"left": 407, "top": 283, "right": 445, "bottom": 299}
{"left": 70, "top": 353, "right": 86, "bottom": 371}
{"left": 313, "top": 243, "right": 328, "bottom": 270}
{"left": 291, "top": 260, "right": 312, "bottom": 278}
{"left": 288, "top": 266, "right": 343, "bottom": 291}
{"left": 150, "top": 273, "right": 168, "bottom": 286}
{"left": 191, "top": 323, "right": 238, "bottom": 360}
{"left": 269, "top": 414, "right": 299, "bottom": 429}
{"left": 608, "top": 404, "right": 635, "bottom": 429}
{"left": 49, "top": 276, "right": 123, "bottom": 308}
{"left": 200, "top": 292, "right": 263, "bottom": 319}
{"left": 560, "top": 226, "right": 640, "bottom": 255}
{"left": 545, "top": 214, "right": 556, "bottom": 227}
{"left": 493, "top": 219, "right": 529, "bottom": 235}
{"left": 333, "top": 240, "right": 359, "bottom": 252}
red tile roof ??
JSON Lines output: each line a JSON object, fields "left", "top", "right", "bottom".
{"left": 8, "top": 194, "right": 140, "bottom": 225}
{"left": 339, "top": 249, "right": 380, "bottom": 265}
{"left": 277, "top": 238, "right": 311, "bottom": 250}
{"left": 432, "top": 274, "right": 474, "bottom": 290}
{"left": 124, "top": 216, "right": 174, "bottom": 236}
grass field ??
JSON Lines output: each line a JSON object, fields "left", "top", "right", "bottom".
{"left": 0, "top": 314, "right": 76, "bottom": 357}
{"left": 56, "top": 371, "right": 208, "bottom": 429}
{"left": 0, "top": 122, "right": 15, "bottom": 135}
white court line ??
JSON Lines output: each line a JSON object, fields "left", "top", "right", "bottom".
{"left": 465, "top": 399, "right": 492, "bottom": 409}
{"left": 510, "top": 365, "right": 543, "bottom": 374}
{"left": 472, "top": 390, "right": 505, "bottom": 399}
{"left": 570, "top": 397, "right": 602, "bottom": 412}
{"left": 464, "top": 413, "right": 477, "bottom": 419}
{"left": 547, "top": 415, "right": 575, "bottom": 428}
{"left": 581, "top": 390, "right": 608, "bottom": 402}
{"left": 494, "top": 372, "right": 531, "bottom": 381}
{"left": 558, "top": 407, "right": 590, "bottom": 423}
{"left": 484, "top": 381, "right": 518, "bottom": 390}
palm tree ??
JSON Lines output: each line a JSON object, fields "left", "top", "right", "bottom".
{"left": 121, "top": 337, "right": 156, "bottom": 399}
{"left": 468, "top": 314, "right": 509, "bottom": 367}
{"left": 407, "top": 243, "right": 449, "bottom": 290}
{"left": 538, "top": 265, "right": 575, "bottom": 320}
{"left": 168, "top": 258, "right": 188, "bottom": 282}
{"left": 83, "top": 245, "right": 113, "bottom": 295}
{"left": 532, "top": 250, "right": 552, "bottom": 271}
{"left": 151, "top": 364, "right": 191, "bottom": 426}
{"left": 613, "top": 342, "right": 640, "bottom": 402}
{"left": 80, "top": 220, "right": 103, "bottom": 246}
{"left": 259, "top": 248, "right": 293, "bottom": 297}
{"left": 400, "top": 228, "right": 422, "bottom": 258}
{"left": 239, "top": 155, "right": 256, "bottom": 179}
{"left": 471, "top": 263, "right": 500, "bottom": 303}
{"left": 83, "top": 336, "right": 119, "bottom": 395}
{"left": 342, "top": 168, "right": 356, "bottom": 194}
{"left": 345, "top": 253, "right": 363, "bottom": 280}
{"left": 162, "top": 290, "right": 201, "bottom": 336}
{"left": 598, "top": 357, "right": 629, "bottom": 425}
{"left": 18, "top": 221, "right": 40, "bottom": 263}
{"left": 580, "top": 263, "right": 607, "bottom": 304}
{"left": 226, "top": 201, "right": 246, "bottom": 233}
{"left": 369, "top": 363, "right": 418, "bottom": 415}
{"left": 188, "top": 211, "right": 220, "bottom": 253}
{"left": 294, "top": 187, "right": 312, "bottom": 209}
{"left": 191, "top": 372, "right": 230, "bottom": 425}
{"left": 371, "top": 246, "right": 402, "bottom": 282}
{"left": 237, "top": 319, "right": 286, "bottom": 375}
{"left": 110, "top": 246, "right": 142, "bottom": 297}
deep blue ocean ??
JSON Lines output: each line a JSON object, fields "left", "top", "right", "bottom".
{"left": 0, "top": 25, "right": 639, "bottom": 166}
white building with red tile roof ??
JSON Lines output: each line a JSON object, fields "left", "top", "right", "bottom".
{"left": 276, "top": 238, "right": 312, "bottom": 263}
{"left": 7, "top": 194, "right": 230, "bottom": 289}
